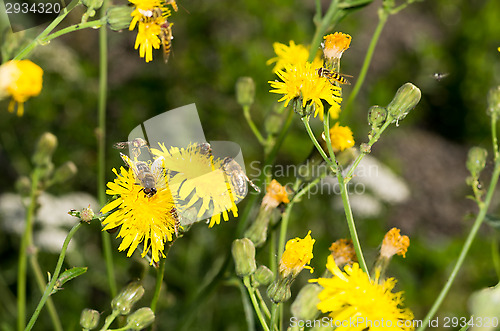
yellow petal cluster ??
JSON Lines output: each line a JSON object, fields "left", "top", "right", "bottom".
{"left": 381, "top": 228, "right": 410, "bottom": 259}
{"left": 269, "top": 62, "right": 342, "bottom": 119}
{"left": 0, "top": 60, "right": 43, "bottom": 116}
{"left": 323, "top": 32, "right": 352, "bottom": 60}
{"left": 328, "top": 122, "right": 355, "bottom": 152}
{"left": 279, "top": 231, "right": 315, "bottom": 278}
{"left": 128, "top": 0, "right": 171, "bottom": 62}
{"left": 100, "top": 166, "right": 178, "bottom": 265}
{"left": 262, "top": 179, "right": 289, "bottom": 210}
{"left": 311, "top": 256, "right": 415, "bottom": 331}
{"left": 152, "top": 143, "right": 239, "bottom": 227}
{"left": 267, "top": 41, "right": 323, "bottom": 73}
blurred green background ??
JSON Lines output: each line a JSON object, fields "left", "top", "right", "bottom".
{"left": 1, "top": 0, "right": 500, "bottom": 330}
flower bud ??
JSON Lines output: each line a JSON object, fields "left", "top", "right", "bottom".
{"left": 244, "top": 207, "right": 272, "bottom": 247}
{"left": 253, "top": 265, "right": 274, "bottom": 286}
{"left": 126, "top": 308, "right": 155, "bottom": 330}
{"left": 293, "top": 97, "right": 313, "bottom": 117}
{"left": 231, "top": 238, "right": 257, "bottom": 277}
{"left": 466, "top": 147, "right": 488, "bottom": 178}
{"left": 487, "top": 86, "right": 500, "bottom": 117}
{"left": 80, "top": 308, "right": 100, "bottom": 330}
{"left": 111, "top": 282, "right": 145, "bottom": 315}
{"left": 267, "top": 277, "right": 292, "bottom": 303}
{"left": 82, "top": 0, "right": 103, "bottom": 10}
{"left": 32, "top": 132, "right": 57, "bottom": 167}
{"left": 386, "top": 83, "right": 421, "bottom": 122}
{"left": 80, "top": 206, "right": 95, "bottom": 223}
{"left": 291, "top": 283, "right": 322, "bottom": 321}
{"left": 236, "top": 77, "right": 255, "bottom": 108}
{"left": 367, "top": 105, "right": 387, "bottom": 129}
{"left": 52, "top": 161, "right": 77, "bottom": 184}
{"left": 106, "top": 6, "right": 134, "bottom": 31}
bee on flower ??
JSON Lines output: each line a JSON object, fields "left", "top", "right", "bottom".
{"left": 0, "top": 60, "right": 43, "bottom": 116}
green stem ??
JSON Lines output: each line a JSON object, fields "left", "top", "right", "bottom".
{"left": 278, "top": 179, "right": 317, "bottom": 259}
{"left": 416, "top": 157, "right": 500, "bottom": 331}
{"left": 491, "top": 113, "right": 499, "bottom": 160}
{"left": 13, "top": 0, "right": 81, "bottom": 60}
{"left": 344, "top": 119, "right": 392, "bottom": 181}
{"left": 322, "top": 113, "right": 368, "bottom": 274}
{"left": 243, "top": 277, "right": 270, "bottom": 331}
{"left": 491, "top": 233, "right": 500, "bottom": 281}
{"left": 343, "top": 9, "right": 389, "bottom": 118}
{"left": 255, "top": 288, "right": 272, "bottom": 320}
{"left": 25, "top": 222, "right": 84, "bottom": 331}
{"left": 270, "top": 303, "right": 279, "bottom": 331}
{"left": 308, "top": 0, "right": 340, "bottom": 63}
{"left": 29, "top": 257, "right": 63, "bottom": 331}
{"left": 301, "top": 116, "right": 336, "bottom": 171}
{"left": 150, "top": 252, "right": 168, "bottom": 313}
{"left": 232, "top": 279, "right": 255, "bottom": 331}
{"left": 243, "top": 105, "right": 266, "bottom": 146}
{"left": 98, "top": 0, "right": 117, "bottom": 298}
{"left": 17, "top": 168, "right": 40, "bottom": 331}
{"left": 99, "top": 310, "right": 120, "bottom": 331}
{"left": 43, "top": 19, "right": 106, "bottom": 43}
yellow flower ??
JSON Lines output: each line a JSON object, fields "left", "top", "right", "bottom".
{"left": 323, "top": 32, "right": 352, "bottom": 60}
{"left": 134, "top": 17, "right": 164, "bottom": 63}
{"left": 381, "top": 228, "right": 410, "bottom": 259}
{"left": 0, "top": 60, "right": 43, "bottom": 116}
{"left": 327, "top": 122, "right": 355, "bottom": 152}
{"left": 269, "top": 62, "right": 342, "bottom": 119}
{"left": 279, "top": 231, "right": 315, "bottom": 278}
{"left": 311, "top": 256, "right": 414, "bottom": 331}
{"left": 100, "top": 166, "right": 178, "bottom": 265}
{"left": 128, "top": 0, "right": 171, "bottom": 62}
{"left": 267, "top": 41, "right": 323, "bottom": 73}
{"left": 262, "top": 179, "right": 289, "bottom": 210}
{"left": 152, "top": 143, "right": 238, "bottom": 228}
{"left": 329, "top": 238, "right": 357, "bottom": 267}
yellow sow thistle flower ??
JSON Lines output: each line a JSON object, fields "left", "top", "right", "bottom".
{"left": 381, "top": 227, "right": 410, "bottom": 259}
{"left": 310, "top": 256, "right": 415, "bottom": 331}
{"left": 279, "top": 230, "right": 315, "bottom": 279}
{"left": 269, "top": 61, "right": 342, "bottom": 119}
{"left": 152, "top": 143, "right": 238, "bottom": 228}
{"left": 267, "top": 40, "right": 323, "bottom": 73}
{"left": 128, "top": 0, "right": 171, "bottom": 62}
{"left": 0, "top": 60, "right": 43, "bottom": 116}
{"left": 262, "top": 179, "right": 289, "bottom": 210}
{"left": 323, "top": 32, "right": 352, "bottom": 61}
{"left": 100, "top": 166, "right": 178, "bottom": 265}
{"left": 326, "top": 122, "right": 355, "bottom": 152}
{"left": 329, "top": 238, "right": 357, "bottom": 267}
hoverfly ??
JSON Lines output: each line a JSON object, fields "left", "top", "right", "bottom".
{"left": 114, "top": 138, "right": 149, "bottom": 158}
{"left": 317, "top": 67, "right": 352, "bottom": 85}
{"left": 120, "top": 153, "right": 166, "bottom": 198}
{"left": 159, "top": 21, "right": 174, "bottom": 63}
{"left": 165, "top": 0, "right": 178, "bottom": 11}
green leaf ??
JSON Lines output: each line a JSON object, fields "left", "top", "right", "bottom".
{"left": 50, "top": 267, "right": 88, "bottom": 295}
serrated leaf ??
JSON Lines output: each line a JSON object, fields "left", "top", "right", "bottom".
{"left": 50, "top": 267, "right": 87, "bottom": 295}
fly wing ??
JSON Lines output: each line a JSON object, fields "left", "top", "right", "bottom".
{"left": 120, "top": 153, "right": 141, "bottom": 184}
{"left": 151, "top": 156, "right": 167, "bottom": 189}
